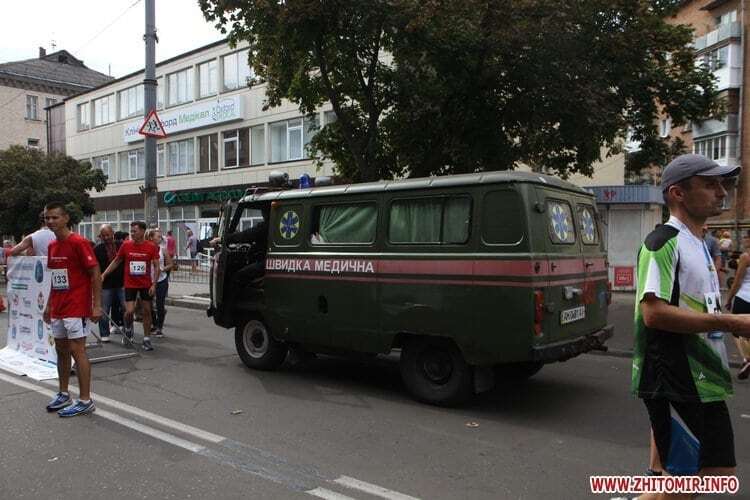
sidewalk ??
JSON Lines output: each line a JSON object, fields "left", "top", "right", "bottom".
{"left": 165, "top": 281, "right": 209, "bottom": 310}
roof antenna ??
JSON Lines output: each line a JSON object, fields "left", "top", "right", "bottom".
{"left": 108, "top": 63, "right": 111, "bottom": 76}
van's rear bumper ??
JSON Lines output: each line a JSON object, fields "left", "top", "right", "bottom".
{"left": 530, "top": 325, "right": 614, "bottom": 363}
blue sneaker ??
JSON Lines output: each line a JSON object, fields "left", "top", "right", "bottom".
{"left": 58, "top": 399, "right": 95, "bottom": 418}
{"left": 46, "top": 392, "right": 72, "bottom": 412}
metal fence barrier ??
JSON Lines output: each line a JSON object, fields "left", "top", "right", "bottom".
{"left": 169, "top": 255, "right": 210, "bottom": 284}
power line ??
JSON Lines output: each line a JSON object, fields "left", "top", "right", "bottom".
{"left": 75, "top": 0, "right": 143, "bottom": 54}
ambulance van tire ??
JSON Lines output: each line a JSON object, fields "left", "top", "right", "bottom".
{"left": 494, "top": 361, "right": 544, "bottom": 382}
{"left": 399, "top": 336, "right": 474, "bottom": 406}
{"left": 235, "top": 318, "right": 288, "bottom": 371}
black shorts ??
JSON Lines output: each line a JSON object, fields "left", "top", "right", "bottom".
{"left": 125, "top": 287, "right": 152, "bottom": 302}
{"left": 644, "top": 398, "right": 735, "bottom": 475}
{"left": 732, "top": 296, "right": 750, "bottom": 314}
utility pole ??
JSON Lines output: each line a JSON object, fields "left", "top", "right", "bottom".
{"left": 143, "top": 0, "right": 158, "bottom": 226}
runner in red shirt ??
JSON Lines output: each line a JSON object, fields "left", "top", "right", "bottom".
{"left": 42, "top": 202, "right": 102, "bottom": 418}
{"left": 101, "top": 221, "right": 160, "bottom": 351}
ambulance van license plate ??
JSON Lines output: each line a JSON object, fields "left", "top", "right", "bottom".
{"left": 560, "top": 306, "right": 586, "bottom": 325}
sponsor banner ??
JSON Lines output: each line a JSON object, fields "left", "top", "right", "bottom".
{"left": 123, "top": 95, "right": 243, "bottom": 143}
{"left": 0, "top": 347, "right": 57, "bottom": 380}
{"left": 3, "top": 257, "right": 56, "bottom": 376}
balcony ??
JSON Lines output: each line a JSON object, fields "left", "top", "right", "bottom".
{"left": 692, "top": 113, "right": 739, "bottom": 139}
{"left": 693, "top": 21, "right": 741, "bottom": 51}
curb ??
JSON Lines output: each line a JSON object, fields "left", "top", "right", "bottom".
{"left": 165, "top": 296, "right": 209, "bottom": 311}
{"left": 590, "top": 347, "right": 746, "bottom": 369}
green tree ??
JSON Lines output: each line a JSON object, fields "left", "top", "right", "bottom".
{"left": 0, "top": 146, "right": 107, "bottom": 240}
{"left": 200, "top": 0, "right": 721, "bottom": 181}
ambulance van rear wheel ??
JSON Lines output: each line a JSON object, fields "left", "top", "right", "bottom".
{"left": 235, "top": 319, "right": 287, "bottom": 371}
{"left": 399, "top": 337, "right": 474, "bottom": 406}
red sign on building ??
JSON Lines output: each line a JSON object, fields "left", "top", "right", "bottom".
{"left": 614, "top": 266, "right": 634, "bottom": 287}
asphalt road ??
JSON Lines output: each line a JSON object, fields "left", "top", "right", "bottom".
{"left": 1, "top": 308, "right": 749, "bottom": 500}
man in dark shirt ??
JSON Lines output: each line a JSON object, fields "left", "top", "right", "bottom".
{"left": 211, "top": 206, "right": 269, "bottom": 287}
{"left": 93, "top": 224, "right": 125, "bottom": 341}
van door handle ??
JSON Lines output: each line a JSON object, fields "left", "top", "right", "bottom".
{"left": 550, "top": 263, "right": 557, "bottom": 271}
{"left": 584, "top": 261, "right": 594, "bottom": 268}
{"left": 564, "top": 286, "right": 583, "bottom": 300}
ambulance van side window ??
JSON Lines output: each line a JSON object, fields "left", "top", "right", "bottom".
{"left": 310, "top": 202, "right": 377, "bottom": 245}
{"left": 388, "top": 196, "right": 471, "bottom": 244}
{"left": 482, "top": 190, "right": 525, "bottom": 245}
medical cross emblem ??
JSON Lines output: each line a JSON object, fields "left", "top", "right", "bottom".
{"left": 279, "top": 211, "right": 300, "bottom": 239}
{"left": 580, "top": 208, "right": 596, "bottom": 244}
{"left": 549, "top": 202, "right": 573, "bottom": 243}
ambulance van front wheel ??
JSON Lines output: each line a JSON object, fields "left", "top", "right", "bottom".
{"left": 235, "top": 319, "right": 288, "bottom": 371}
{"left": 399, "top": 337, "right": 474, "bottom": 406}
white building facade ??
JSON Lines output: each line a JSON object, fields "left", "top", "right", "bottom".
{"left": 63, "top": 40, "right": 334, "bottom": 254}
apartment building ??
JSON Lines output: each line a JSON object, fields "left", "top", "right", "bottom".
{"left": 60, "top": 40, "right": 335, "bottom": 253}
{"left": 0, "top": 48, "right": 111, "bottom": 152}
{"left": 667, "top": 0, "right": 746, "bottom": 229}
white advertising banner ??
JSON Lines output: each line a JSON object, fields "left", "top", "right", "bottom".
{"left": 123, "top": 95, "right": 244, "bottom": 143}
{"left": 0, "top": 256, "right": 58, "bottom": 380}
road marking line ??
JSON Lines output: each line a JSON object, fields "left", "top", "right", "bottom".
{"left": 306, "top": 487, "right": 358, "bottom": 500}
{"left": 40, "top": 379, "right": 225, "bottom": 443}
{"left": 334, "top": 476, "right": 421, "bottom": 500}
{"left": 95, "top": 409, "right": 206, "bottom": 453}
{"left": 0, "top": 372, "right": 205, "bottom": 453}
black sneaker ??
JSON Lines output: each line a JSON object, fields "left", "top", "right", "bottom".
{"left": 154, "top": 329, "right": 164, "bottom": 338}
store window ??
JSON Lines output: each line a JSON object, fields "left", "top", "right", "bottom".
{"left": 77, "top": 102, "right": 90, "bottom": 130}
{"left": 118, "top": 149, "right": 145, "bottom": 181}
{"left": 251, "top": 125, "right": 265, "bottom": 165}
{"left": 223, "top": 128, "right": 249, "bottom": 168}
{"left": 199, "top": 133, "right": 219, "bottom": 172}
{"left": 118, "top": 84, "right": 144, "bottom": 120}
{"left": 198, "top": 60, "right": 218, "bottom": 97}
{"left": 26, "top": 95, "right": 38, "bottom": 120}
{"left": 93, "top": 94, "right": 115, "bottom": 127}
{"left": 168, "top": 139, "right": 195, "bottom": 175}
{"left": 270, "top": 117, "right": 318, "bottom": 163}
{"left": 222, "top": 49, "right": 253, "bottom": 91}
{"left": 167, "top": 67, "right": 194, "bottom": 106}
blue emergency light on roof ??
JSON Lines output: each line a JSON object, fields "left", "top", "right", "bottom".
{"left": 299, "top": 173, "right": 312, "bottom": 189}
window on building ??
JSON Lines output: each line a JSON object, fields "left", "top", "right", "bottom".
{"left": 167, "top": 139, "right": 195, "bottom": 175}
{"left": 156, "top": 76, "right": 164, "bottom": 110}
{"left": 250, "top": 125, "right": 265, "bottom": 165}
{"left": 93, "top": 95, "right": 114, "bottom": 126}
{"left": 694, "top": 135, "right": 732, "bottom": 162}
{"left": 659, "top": 118, "right": 671, "bottom": 138}
{"left": 717, "top": 10, "right": 737, "bottom": 26}
{"left": 198, "top": 60, "right": 218, "bottom": 97}
{"left": 77, "top": 102, "right": 90, "bottom": 130}
{"left": 26, "top": 95, "right": 38, "bottom": 120}
{"left": 118, "top": 85, "right": 144, "bottom": 120}
{"left": 270, "top": 117, "right": 318, "bottom": 162}
{"left": 702, "top": 46, "right": 729, "bottom": 71}
{"left": 118, "top": 149, "right": 145, "bottom": 181}
{"left": 157, "top": 144, "right": 165, "bottom": 177}
{"left": 311, "top": 203, "right": 377, "bottom": 245}
{"left": 222, "top": 49, "right": 253, "bottom": 91}
{"left": 198, "top": 133, "right": 219, "bottom": 172}
{"left": 93, "top": 154, "right": 113, "bottom": 180}
{"left": 324, "top": 110, "right": 337, "bottom": 125}
{"left": 45, "top": 97, "right": 57, "bottom": 109}
{"left": 27, "top": 138, "right": 40, "bottom": 149}
{"left": 167, "top": 67, "right": 194, "bottom": 106}
{"left": 223, "top": 128, "right": 249, "bottom": 168}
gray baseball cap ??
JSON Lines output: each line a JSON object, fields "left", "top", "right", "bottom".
{"left": 661, "top": 154, "right": 740, "bottom": 191}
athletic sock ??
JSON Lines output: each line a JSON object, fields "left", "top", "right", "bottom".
{"left": 79, "top": 399, "right": 91, "bottom": 404}
{"left": 60, "top": 391, "right": 69, "bottom": 396}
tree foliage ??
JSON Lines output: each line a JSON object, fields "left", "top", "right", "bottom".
{"left": 0, "top": 146, "right": 107, "bottom": 240}
{"left": 200, "top": 0, "right": 722, "bottom": 181}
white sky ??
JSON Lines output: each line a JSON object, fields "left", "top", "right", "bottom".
{"left": 0, "top": 0, "right": 226, "bottom": 77}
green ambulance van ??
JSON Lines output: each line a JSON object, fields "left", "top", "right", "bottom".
{"left": 208, "top": 171, "right": 613, "bottom": 406}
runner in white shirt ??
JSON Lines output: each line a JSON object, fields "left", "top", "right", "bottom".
{"left": 10, "top": 212, "right": 57, "bottom": 257}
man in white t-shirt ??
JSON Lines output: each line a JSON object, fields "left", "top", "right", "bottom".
{"left": 10, "top": 212, "right": 56, "bottom": 257}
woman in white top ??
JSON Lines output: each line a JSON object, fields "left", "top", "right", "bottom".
{"left": 725, "top": 231, "right": 750, "bottom": 379}
{"left": 147, "top": 229, "right": 174, "bottom": 337}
